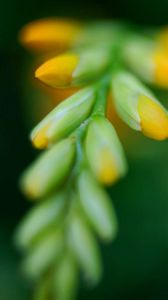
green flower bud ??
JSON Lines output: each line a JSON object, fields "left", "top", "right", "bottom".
{"left": 53, "top": 252, "right": 78, "bottom": 300}
{"left": 122, "top": 36, "right": 155, "bottom": 83}
{"left": 15, "top": 192, "right": 66, "bottom": 249}
{"left": 68, "top": 213, "right": 102, "bottom": 284}
{"left": 78, "top": 170, "right": 118, "bottom": 241}
{"left": 31, "top": 87, "right": 95, "bottom": 149}
{"left": 123, "top": 35, "right": 168, "bottom": 88}
{"left": 85, "top": 115, "right": 127, "bottom": 185}
{"left": 21, "top": 139, "right": 75, "bottom": 199}
{"left": 71, "top": 47, "right": 111, "bottom": 86}
{"left": 22, "top": 228, "right": 63, "bottom": 278}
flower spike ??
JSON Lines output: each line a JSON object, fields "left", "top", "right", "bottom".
{"left": 17, "top": 19, "right": 168, "bottom": 300}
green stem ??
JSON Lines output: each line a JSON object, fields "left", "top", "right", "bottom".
{"left": 92, "top": 74, "right": 111, "bottom": 116}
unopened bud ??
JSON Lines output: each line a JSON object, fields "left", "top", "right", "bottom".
{"left": 35, "top": 47, "right": 110, "bottom": 88}
{"left": 21, "top": 139, "right": 75, "bottom": 199}
{"left": 68, "top": 213, "right": 102, "bottom": 284}
{"left": 22, "top": 228, "right": 63, "bottom": 278}
{"left": 111, "top": 71, "right": 168, "bottom": 140}
{"left": 31, "top": 87, "right": 95, "bottom": 149}
{"left": 123, "top": 35, "right": 168, "bottom": 87}
{"left": 15, "top": 192, "right": 66, "bottom": 249}
{"left": 53, "top": 252, "right": 78, "bottom": 300}
{"left": 78, "top": 170, "right": 118, "bottom": 241}
{"left": 19, "top": 18, "right": 81, "bottom": 53}
{"left": 85, "top": 115, "right": 127, "bottom": 185}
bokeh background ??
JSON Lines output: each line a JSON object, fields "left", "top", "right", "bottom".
{"left": 1, "top": 0, "right": 168, "bottom": 299}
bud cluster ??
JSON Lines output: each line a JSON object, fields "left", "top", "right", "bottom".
{"left": 16, "top": 18, "right": 168, "bottom": 300}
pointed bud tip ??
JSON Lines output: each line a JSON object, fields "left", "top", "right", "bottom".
{"left": 35, "top": 54, "right": 79, "bottom": 88}
{"left": 31, "top": 123, "right": 51, "bottom": 149}
{"left": 138, "top": 95, "right": 168, "bottom": 140}
{"left": 20, "top": 177, "right": 40, "bottom": 199}
{"left": 97, "top": 149, "right": 120, "bottom": 185}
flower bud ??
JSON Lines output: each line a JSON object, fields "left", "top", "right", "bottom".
{"left": 68, "top": 213, "right": 102, "bottom": 284}
{"left": 31, "top": 87, "right": 95, "bottom": 149}
{"left": 123, "top": 35, "right": 168, "bottom": 87}
{"left": 35, "top": 47, "right": 110, "bottom": 88}
{"left": 22, "top": 228, "right": 63, "bottom": 278}
{"left": 111, "top": 71, "right": 168, "bottom": 140}
{"left": 20, "top": 139, "right": 75, "bottom": 199}
{"left": 85, "top": 115, "right": 127, "bottom": 185}
{"left": 15, "top": 192, "right": 66, "bottom": 249}
{"left": 78, "top": 170, "right": 118, "bottom": 241}
{"left": 53, "top": 252, "right": 78, "bottom": 300}
{"left": 19, "top": 18, "right": 81, "bottom": 53}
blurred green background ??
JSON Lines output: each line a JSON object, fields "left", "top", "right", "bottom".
{"left": 1, "top": 0, "right": 168, "bottom": 299}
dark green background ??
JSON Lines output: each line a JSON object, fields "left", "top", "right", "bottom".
{"left": 1, "top": 0, "right": 168, "bottom": 299}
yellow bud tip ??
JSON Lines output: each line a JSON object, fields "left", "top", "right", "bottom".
{"left": 32, "top": 123, "right": 51, "bottom": 149}
{"left": 138, "top": 95, "right": 168, "bottom": 140}
{"left": 97, "top": 149, "right": 119, "bottom": 185}
{"left": 35, "top": 54, "right": 79, "bottom": 88}
{"left": 153, "top": 50, "right": 168, "bottom": 87}
{"left": 21, "top": 177, "right": 40, "bottom": 199}
{"left": 19, "top": 18, "right": 81, "bottom": 52}
{"left": 23, "top": 185, "right": 39, "bottom": 199}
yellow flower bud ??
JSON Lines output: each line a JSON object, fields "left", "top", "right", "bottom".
{"left": 35, "top": 54, "right": 79, "bottom": 88}
{"left": 35, "top": 47, "right": 110, "bottom": 88}
{"left": 112, "top": 71, "right": 168, "bottom": 140}
{"left": 19, "top": 18, "right": 81, "bottom": 52}
{"left": 85, "top": 115, "right": 127, "bottom": 185}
